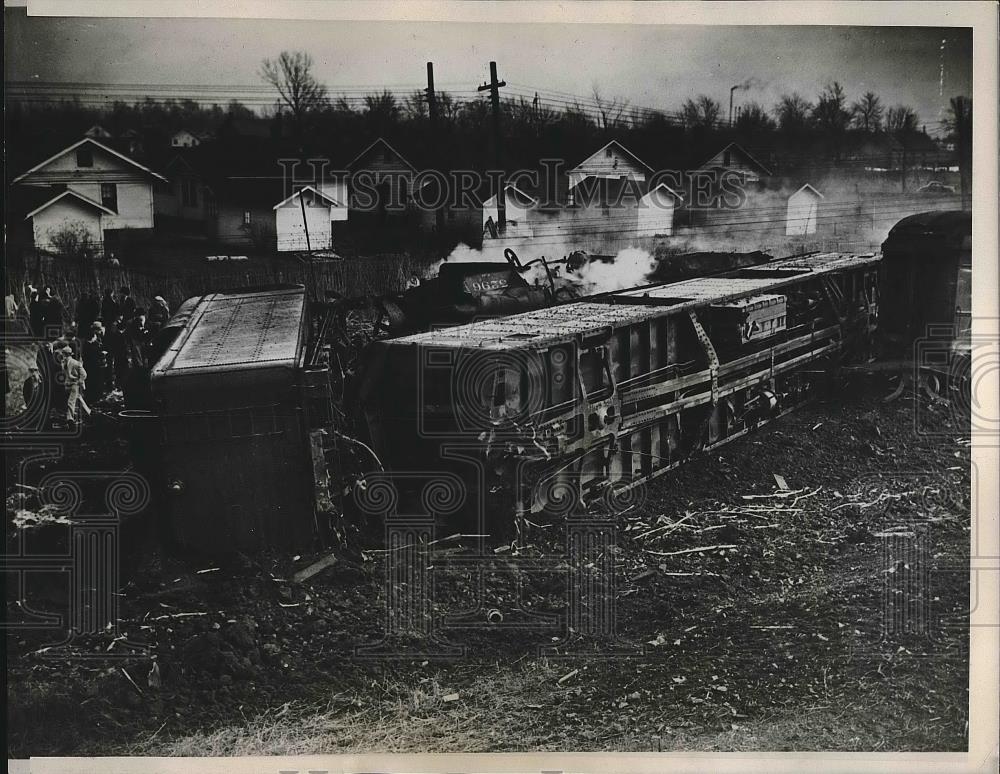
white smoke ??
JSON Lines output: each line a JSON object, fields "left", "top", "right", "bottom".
{"left": 421, "top": 242, "right": 657, "bottom": 295}
{"left": 423, "top": 239, "right": 571, "bottom": 282}
{"left": 566, "top": 247, "right": 656, "bottom": 294}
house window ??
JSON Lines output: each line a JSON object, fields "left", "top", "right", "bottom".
{"left": 100, "top": 183, "right": 118, "bottom": 213}
{"left": 723, "top": 150, "right": 732, "bottom": 166}
{"left": 605, "top": 148, "right": 613, "bottom": 158}
{"left": 244, "top": 210, "right": 252, "bottom": 226}
{"left": 181, "top": 178, "right": 198, "bottom": 207}
{"left": 77, "top": 147, "right": 94, "bottom": 168}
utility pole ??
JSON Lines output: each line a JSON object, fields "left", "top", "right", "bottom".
{"left": 478, "top": 61, "right": 507, "bottom": 236}
{"left": 425, "top": 62, "right": 445, "bottom": 233}
{"left": 299, "top": 189, "right": 317, "bottom": 300}
{"left": 729, "top": 85, "right": 739, "bottom": 127}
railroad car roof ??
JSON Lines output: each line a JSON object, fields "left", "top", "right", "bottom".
{"left": 151, "top": 285, "right": 306, "bottom": 376}
{"left": 389, "top": 252, "right": 878, "bottom": 351}
{"left": 886, "top": 209, "right": 970, "bottom": 238}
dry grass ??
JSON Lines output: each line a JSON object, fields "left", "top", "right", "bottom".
{"left": 138, "top": 662, "right": 567, "bottom": 756}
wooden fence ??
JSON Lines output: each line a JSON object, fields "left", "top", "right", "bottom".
{"left": 6, "top": 254, "right": 418, "bottom": 312}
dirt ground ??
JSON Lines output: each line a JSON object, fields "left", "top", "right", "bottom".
{"left": 5, "top": 378, "right": 970, "bottom": 756}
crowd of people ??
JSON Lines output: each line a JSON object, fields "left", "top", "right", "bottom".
{"left": 4, "top": 284, "right": 173, "bottom": 425}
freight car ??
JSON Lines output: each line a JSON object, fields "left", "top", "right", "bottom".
{"left": 878, "top": 210, "right": 971, "bottom": 397}
{"left": 360, "top": 251, "right": 879, "bottom": 536}
{"left": 141, "top": 285, "right": 332, "bottom": 553}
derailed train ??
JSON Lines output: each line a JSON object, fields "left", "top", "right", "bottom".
{"left": 138, "top": 210, "right": 971, "bottom": 550}
{"left": 361, "top": 209, "right": 972, "bottom": 536}
{"left": 360, "top": 251, "right": 880, "bottom": 535}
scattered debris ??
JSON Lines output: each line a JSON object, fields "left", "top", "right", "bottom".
{"left": 291, "top": 552, "right": 339, "bottom": 584}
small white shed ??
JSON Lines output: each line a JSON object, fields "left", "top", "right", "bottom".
{"left": 637, "top": 182, "right": 683, "bottom": 237}
{"left": 785, "top": 184, "right": 823, "bottom": 236}
{"left": 273, "top": 186, "right": 347, "bottom": 252}
{"left": 483, "top": 183, "right": 538, "bottom": 239}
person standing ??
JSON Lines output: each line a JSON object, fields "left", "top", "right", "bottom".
{"left": 22, "top": 366, "right": 42, "bottom": 412}
{"left": 28, "top": 286, "right": 45, "bottom": 338}
{"left": 104, "top": 315, "right": 128, "bottom": 392}
{"left": 100, "top": 289, "right": 120, "bottom": 324}
{"left": 4, "top": 287, "right": 17, "bottom": 338}
{"left": 40, "top": 287, "right": 65, "bottom": 337}
{"left": 120, "top": 286, "right": 137, "bottom": 322}
{"left": 62, "top": 345, "right": 88, "bottom": 425}
{"left": 81, "top": 322, "right": 107, "bottom": 403}
{"left": 76, "top": 292, "right": 100, "bottom": 336}
{"left": 148, "top": 295, "right": 171, "bottom": 331}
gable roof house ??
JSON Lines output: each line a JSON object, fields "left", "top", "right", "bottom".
{"left": 211, "top": 174, "right": 348, "bottom": 252}
{"left": 694, "top": 142, "right": 772, "bottom": 183}
{"left": 529, "top": 173, "right": 683, "bottom": 252}
{"left": 153, "top": 153, "right": 219, "bottom": 234}
{"left": 482, "top": 182, "right": 538, "bottom": 239}
{"left": 566, "top": 140, "right": 654, "bottom": 190}
{"left": 170, "top": 129, "right": 204, "bottom": 149}
{"left": 345, "top": 137, "right": 427, "bottom": 223}
{"left": 12, "top": 137, "right": 167, "bottom": 256}
{"left": 785, "top": 184, "right": 824, "bottom": 236}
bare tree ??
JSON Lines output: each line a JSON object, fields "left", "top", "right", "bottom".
{"left": 942, "top": 95, "right": 972, "bottom": 140}
{"left": 680, "top": 95, "right": 722, "bottom": 130}
{"left": 885, "top": 104, "right": 919, "bottom": 134}
{"left": 812, "top": 82, "right": 851, "bottom": 134}
{"left": 774, "top": 93, "right": 813, "bottom": 132}
{"left": 735, "top": 101, "right": 776, "bottom": 134}
{"left": 404, "top": 90, "right": 427, "bottom": 120}
{"left": 592, "top": 86, "right": 628, "bottom": 130}
{"left": 364, "top": 90, "right": 400, "bottom": 127}
{"left": 259, "top": 51, "right": 328, "bottom": 129}
{"left": 850, "top": 91, "right": 884, "bottom": 132}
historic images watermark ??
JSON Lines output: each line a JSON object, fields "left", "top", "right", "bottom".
{"left": 912, "top": 319, "right": 999, "bottom": 443}
{"left": 275, "top": 156, "right": 754, "bottom": 214}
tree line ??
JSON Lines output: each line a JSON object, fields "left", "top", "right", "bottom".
{"left": 6, "top": 50, "right": 971, "bottom": 182}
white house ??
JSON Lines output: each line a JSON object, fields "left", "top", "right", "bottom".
{"left": 785, "top": 184, "right": 823, "bottom": 236}
{"left": 483, "top": 183, "right": 538, "bottom": 239}
{"left": 24, "top": 190, "right": 116, "bottom": 252}
{"left": 567, "top": 140, "right": 653, "bottom": 191}
{"left": 273, "top": 185, "right": 349, "bottom": 252}
{"left": 12, "top": 137, "right": 167, "bottom": 252}
{"left": 170, "top": 130, "right": 202, "bottom": 148}
{"left": 636, "top": 182, "right": 684, "bottom": 237}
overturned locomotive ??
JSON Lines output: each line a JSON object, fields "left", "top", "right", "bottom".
{"left": 360, "top": 251, "right": 879, "bottom": 536}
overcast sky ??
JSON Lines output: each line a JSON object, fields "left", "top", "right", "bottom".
{"left": 5, "top": 7, "right": 972, "bottom": 132}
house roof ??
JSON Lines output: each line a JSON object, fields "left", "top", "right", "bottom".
{"left": 789, "top": 183, "right": 824, "bottom": 200}
{"left": 272, "top": 185, "right": 345, "bottom": 210}
{"left": 483, "top": 182, "right": 539, "bottom": 208}
{"left": 11, "top": 137, "right": 168, "bottom": 184}
{"left": 346, "top": 137, "right": 418, "bottom": 173}
{"left": 24, "top": 188, "right": 117, "bottom": 220}
{"left": 568, "top": 140, "right": 654, "bottom": 175}
{"left": 697, "top": 142, "right": 772, "bottom": 176}
{"left": 642, "top": 181, "right": 684, "bottom": 203}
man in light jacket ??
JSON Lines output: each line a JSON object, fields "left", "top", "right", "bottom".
{"left": 61, "top": 345, "right": 89, "bottom": 424}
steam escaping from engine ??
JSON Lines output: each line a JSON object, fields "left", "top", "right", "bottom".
{"left": 565, "top": 247, "right": 656, "bottom": 294}
{"left": 423, "top": 242, "right": 657, "bottom": 295}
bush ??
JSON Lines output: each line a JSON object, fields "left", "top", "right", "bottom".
{"left": 45, "top": 221, "right": 98, "bottom": 260}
